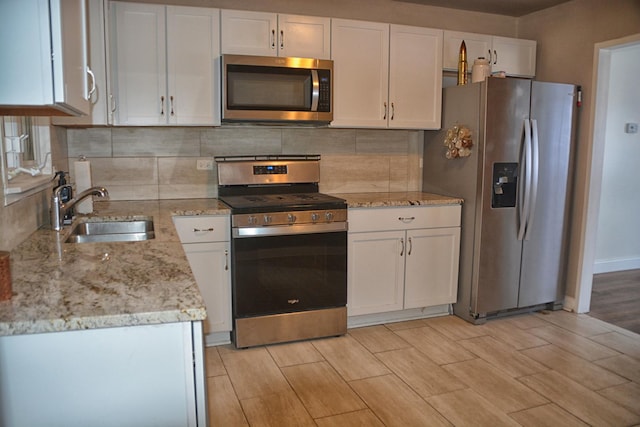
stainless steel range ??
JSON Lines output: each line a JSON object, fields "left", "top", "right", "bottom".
{"left": 215, "top": 155, "right": 347, "bottom": 348}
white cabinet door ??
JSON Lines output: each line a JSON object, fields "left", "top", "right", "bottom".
{"left": 221, "top": 10, "right": 330, "bottom": 59}
{"left": 492, "top": 36, "right": 537, "bottom": 77}
{"left": 389, "top": 25, "right": 442, "bottom": 129}
{"left": 174, "top": 215, "right": 232, "bottom": 335}
{"left": 443, "top": 31, "right": 537, "bottom": 78}
{"left": 348, "top": 230, "right": 405, "bottom": 316}
{"left": 331, "top": 19, "right": 389, "bottom": 128}
{"left": 0, "top": 0, "right": 90, "bottom": 115}
{"left": 55, "top": 0, "right": 91, "bottom": 114}
{"left": 0, "top": 322, "right": 202, "bottom": 427}
{"left": 167, "top": 6, "right": 220, "bottom": 126}
{"left": 278, "top": 14, "right": 331, "bottom": 59}
{"left": 183, "top": 242, "right": 231, "bottom": 334}
{"left": 111, "top": 3, "right": 219, "bottom": 126}
{"left": 220, "top": 10, "right": 277, "bottom": 56}
{"left": 111, "top": 2, "right": 166, "bottom": 125}
{"left": 404, "top": 227, "right": 461, "bottom": 309}
{"left": 53, "top": 0, "right": 110, "bottom": 126}
{"left": 443, "top": 30, "right": 492, "bottom": 71}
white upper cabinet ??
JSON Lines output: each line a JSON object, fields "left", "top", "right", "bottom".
{"left": 278, "top": 14, "right": 331, "bottom": 59}
{"left": 443, "top": 31, "right": 492, "bottom": 70}
{"left": 110, "top": 2, "right": 220, "bottom": 126}
{"left": 221, "top": 10, "right": 331, "bottom": 59}
{"left": 331, "top": 19, "right": 389, "bottom": 128}
{"left": 389, "top": 25, "right": 442, "bottom": 129}
{"left": 331, "top": 19, "right": 442, "bottom": 129}
{"left": 53, "top": 0, "right": 110, "bottom": 125}
{"left": 0, "top": 0, "right": 91, "bottom": 116}
{"left": 491, "top": 36, "right": 537, "bottom": 78}
{"left": 443, "top": 30, "right": 537, "bottom": 78}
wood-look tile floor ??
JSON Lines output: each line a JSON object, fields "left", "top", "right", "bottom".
{"left": 205, "top": 311, "right": 640, "bottom": 426}
{"left": 590, "top": 269, "right": 640, "bottom": 334}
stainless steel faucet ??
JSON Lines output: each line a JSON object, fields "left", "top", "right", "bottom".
{"left": 50, "top": 185, "right": 109, "bottom": 231}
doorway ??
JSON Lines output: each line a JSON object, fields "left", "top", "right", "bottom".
{"left": 575, "top": 33, "right": 640, "bottom": 316}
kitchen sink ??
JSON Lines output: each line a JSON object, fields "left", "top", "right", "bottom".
{"left": 64, "top": 217, "right": 155, "bottom": 243}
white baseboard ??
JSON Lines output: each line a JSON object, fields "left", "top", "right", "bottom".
{"left": 593, "top": 257, "right": 640, "bottom": 274}
{"left": 204, "top": 331, "right": 231, "bottom": 347}
{"left": 347, "top": 305, "right": 451, "bottom": 329}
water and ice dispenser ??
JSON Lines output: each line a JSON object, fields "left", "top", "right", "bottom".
{"left": 492, "top": 163, "right": 518, "bottom": 208}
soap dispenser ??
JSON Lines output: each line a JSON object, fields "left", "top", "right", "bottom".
{"left": 53, "top": 171, "right": 73, "bottom": 223}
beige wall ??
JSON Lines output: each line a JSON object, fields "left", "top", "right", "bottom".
{"left": 518, "top": 0, "right": 640, "bottom": 298}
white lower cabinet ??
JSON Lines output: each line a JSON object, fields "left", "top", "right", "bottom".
{"left": 173, "top": 215, "right": 231, "bottom": 344}
{"left": 0, "top": 322, "right": 206, "bottom": 427}
{"left": 348, "top": 205, "right": 461, "bottom": 317}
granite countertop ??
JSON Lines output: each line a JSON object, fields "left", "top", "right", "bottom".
{"left": 335, "top": 191, "right": 463, "bottom": 208}
{"left": 0, "top": 199, "right": 229, "bottom": 337}
{"left": 0, "top": 193, "right": 458, "bottom": 337}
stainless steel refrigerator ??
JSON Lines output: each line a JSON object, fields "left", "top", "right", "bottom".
{"left": 423, "top": 77, "right": 577, "bottom": 324}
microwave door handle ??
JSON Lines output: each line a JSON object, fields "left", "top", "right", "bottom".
{"left": 311, "top": 69, "right": 319, "bottom": 112}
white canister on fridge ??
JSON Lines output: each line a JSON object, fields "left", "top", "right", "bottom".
{"left": 471, "top": 58, "right": 491, "bottom": 83}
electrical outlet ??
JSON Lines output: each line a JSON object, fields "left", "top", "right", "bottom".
{"left": 196, "top": 159, "right": 214, "bottom": 170}
{"left": 625, "top": 123, "right": 638, "bottom": 134}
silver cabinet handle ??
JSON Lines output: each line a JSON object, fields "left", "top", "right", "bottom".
{"left": 160, "top": 96, "right": 165, "bottom": 115}
{"left": 110, "top": 93, "right": 116, "bottom": 113}
{"left": 192, "top": 227, "right": 214, "bottom": 232}
{"left": 170, "top": 95, "right": 174, "bottom": 116}
{"left": 224, "top": 249, "right": 229, "bottom": 271}
{"left": 87, "top": 67, "right": 96, "bottom": 98}
{"left": 398, "top": 216, "right": 415, "bottom": 222}
{"left": 280, "top": 29, "right": 284, "bottom": 49}
{"left": 408, "top": 237, "right": 412, "bottom": 256}
{"left": 493, "top": 49, "right": 497, "bottom": 65}
{"left": 400, "top": 237, "right": 405, "bottom": 256}
{"left": 383, "top": 101, "right": 387, "bottom": 120}
{"left": 488, "top": 49, "right": 492, "bottom": 65}
{"left": 391, "top": 102, "right": 395, "bottom": 120}
{"left": 271, "top": 29, "right": 276, "bottom": 48}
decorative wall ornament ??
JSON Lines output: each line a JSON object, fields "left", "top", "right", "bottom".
{"left": 444, "top": 125, "right": 473, "bottom": 159}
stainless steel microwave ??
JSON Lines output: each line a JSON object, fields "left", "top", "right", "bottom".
{"left": 221, "top": 54, "right": 333, "bottom": 123}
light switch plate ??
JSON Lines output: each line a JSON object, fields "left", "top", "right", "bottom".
{"left": 625, "top": 123, "right": 638, "bottom": 134}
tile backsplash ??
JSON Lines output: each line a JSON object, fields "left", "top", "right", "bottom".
{"left": 66, "top": 127, "right": 424, "bottom": 200}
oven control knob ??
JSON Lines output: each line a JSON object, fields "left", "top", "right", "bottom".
{"left": 311, "top": 212, "right": 320, "bottom": 222}
{"left": 263, "top": 215, "right": 272, "bottom": 225}
{"left": 247, "top": 215, "right": 257, "bottom": 225}
{"left": 287, "top": 213, "right": 297, "bottom": 223}
{"left": 325, "top": 211, "right": 334, "bottom": 222}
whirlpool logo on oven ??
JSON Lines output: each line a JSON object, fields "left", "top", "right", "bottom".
{"left": 287, "top": 299, "right": 300, "bottom": 305}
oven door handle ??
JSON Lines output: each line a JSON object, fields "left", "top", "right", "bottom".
{"left": 233, "top": 222, "right": 347, "bottom": 238}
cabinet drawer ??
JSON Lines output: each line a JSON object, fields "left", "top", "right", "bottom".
{"left": 173, "top": 215, "right": 230, "bottom": 243}
{"left": 348, "top": 205, "right": 461, "bottom": 232}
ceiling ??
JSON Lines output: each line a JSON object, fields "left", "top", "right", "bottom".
{"left": 392, "top": 0, "right": 573, "bottom": 17}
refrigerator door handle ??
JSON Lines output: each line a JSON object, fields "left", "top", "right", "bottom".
{"left": 518, "top": 119, "right": 533, "bottom": 241}
{"left": 525, "top": 119, "right": 540, "bottom": 240}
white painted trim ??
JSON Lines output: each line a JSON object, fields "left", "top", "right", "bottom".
{"left": 204, "top": 331, "right": 231, "bottom": 347}
{"left": 574, "top": 33, "right": 640, "bottom": 314}
{"left": 347, "top": 305, "right": 451, "bottom": 328}
{"left": 593, "top": 257, "right": 640, "bottom": 274}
